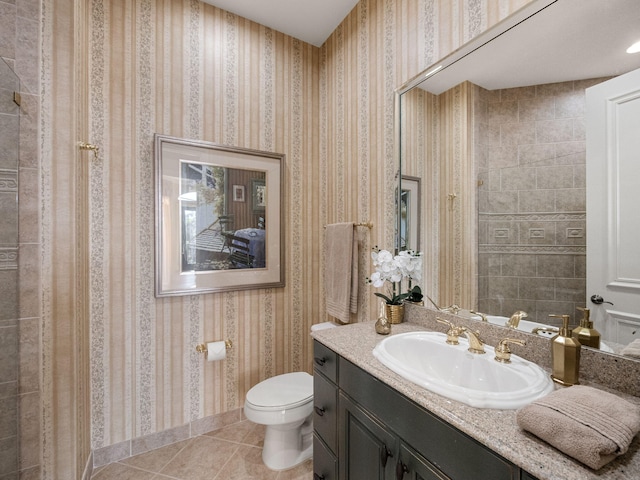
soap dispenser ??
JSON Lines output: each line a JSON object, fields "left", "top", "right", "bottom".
{"left": 375, "top": 301, "right": 391, "bottom": 335}
{"left": 572, "top": 307, "right": 601, "bottom": 349}
{"left": 549, "top": 314, "right": 581, "bottom": 386}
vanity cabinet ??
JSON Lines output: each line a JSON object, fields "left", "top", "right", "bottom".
{"left": 313, "top": 340, "right": 538, "bottom": 480}
{"left": 313, "top": 341, "right": 339, "bottom": 480}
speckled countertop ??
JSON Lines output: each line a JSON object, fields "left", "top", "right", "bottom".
{"left": 311, "top": 312, "right": 640, "bottom": 480}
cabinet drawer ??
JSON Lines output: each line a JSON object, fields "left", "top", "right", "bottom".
{"left": 314, "top": 370, "right": 338, "bottom": 454}
{"left": 313, "top": 341, "right": 338, "bottom": 382}
{"left": 313, "top": 433, "right": 338, "bottom": 480}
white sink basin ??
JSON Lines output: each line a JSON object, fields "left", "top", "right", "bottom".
{"left": 372, "top": 331, "right": 554, "bottom": 409}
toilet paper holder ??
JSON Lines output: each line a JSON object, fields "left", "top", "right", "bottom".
{"left": 195, "top": 339, "right": 233, "bottom": 354}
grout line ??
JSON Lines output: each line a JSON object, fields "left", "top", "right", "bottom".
{"left": 153, "top": 438, "right": 195, "bottom": 476}
{"left": 210, "top": 441, "right": 243, "bottom": 480}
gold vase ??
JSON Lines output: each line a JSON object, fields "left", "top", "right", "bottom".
{"left": 384, "top": 304, "right": 405, "bottom": 324}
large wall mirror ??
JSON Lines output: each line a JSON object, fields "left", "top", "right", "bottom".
{"left": 397, "top": 0, "right": 640, "bottom": 354}
{"left": 155, "top": 135, "right": 284, "bottom": 296}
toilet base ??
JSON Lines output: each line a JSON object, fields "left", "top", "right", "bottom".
{"left": 262, "top": 416, "right": 313, "bottom": 471}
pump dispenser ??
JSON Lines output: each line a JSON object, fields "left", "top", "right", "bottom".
{"left": 375, "top": 301, "right": 391, "bottom": 335}
{"left": 549, "top": 314, "right": 581, "bottom": 386}
{"left": 572, "top": 307, "right": 601, "bottom": 349}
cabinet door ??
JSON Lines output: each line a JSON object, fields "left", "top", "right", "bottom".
{"left": 313, "top": 433, "right": 338, "bottom": 480}
{"left": 339, "top": 393, "right": 397, "bottom": 480}
{"left": 395, "top": 443, "right": 449, "bottom": 480}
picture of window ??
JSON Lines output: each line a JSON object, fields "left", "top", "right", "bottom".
{"left": 233, "top": 184, "right": 245, "bottom": 202}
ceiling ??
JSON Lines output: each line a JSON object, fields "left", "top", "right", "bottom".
{"left": 416, "top": 0, "right": 640, "bottom": 94}
{"left": 202, "top": 0, "right": 359, "bottom": 47}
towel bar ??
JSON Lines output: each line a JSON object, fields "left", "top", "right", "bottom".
{"left": 324, "top": 222, "right": 373, "bottom": 229}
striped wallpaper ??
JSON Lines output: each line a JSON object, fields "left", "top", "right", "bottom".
{"left": 40, "top": 0, "right": 534, "bottom": 477}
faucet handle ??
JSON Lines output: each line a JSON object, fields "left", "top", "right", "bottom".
{"left": 436, "top": 317, "right": 464, "bottom": 345}
{"left": 494, "top": 338, "right": 526, "bottom": 364}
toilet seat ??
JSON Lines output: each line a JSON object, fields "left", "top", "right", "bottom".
{"left": 246, "top": 372, "right": 313, "bottom": 411}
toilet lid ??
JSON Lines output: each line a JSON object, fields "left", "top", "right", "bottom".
{"left": 246, "top": 372, "right": 313, "bottom": 410}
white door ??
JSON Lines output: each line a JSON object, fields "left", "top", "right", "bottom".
{"left": 586, "top": 68, "right": 640, "bottom": 347}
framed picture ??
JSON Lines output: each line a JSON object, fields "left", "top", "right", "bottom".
{"left": 154, "top": 134, "right": 285, "bottom": 296}
{"left": 400, "top": 175, "right": 421, "bottom": 251}
{"left": 233, "top": 184, "right": 245, "bottom": 202}
{"left": 252, "top": 179, "right": 266, "bottom": 212}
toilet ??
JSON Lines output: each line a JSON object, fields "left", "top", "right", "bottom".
{"left": 244, "top": 371, "right": 314, "bottom": 470}
{"left": 244, "top": 322, "right": 337, "bottom": 471}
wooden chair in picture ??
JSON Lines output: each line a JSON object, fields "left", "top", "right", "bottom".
{"left": 221, "top": 232, "right": 255, "bottom": 268}
{"left": 217, "top": 215, "right": 235, "bottom": 252}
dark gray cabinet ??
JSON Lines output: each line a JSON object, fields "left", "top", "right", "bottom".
{"left": 313, "top": 341, "right": 339, "bottom": 480}
{"left": 339, "top": 392, "right": 397, "bottom": 479}
{"left": 313, "top": 340, "right": 538, "bottom": 480}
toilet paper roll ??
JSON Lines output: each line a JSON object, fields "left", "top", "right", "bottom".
{"left": 206, "top": 341, "right": 227, "bottom": 362}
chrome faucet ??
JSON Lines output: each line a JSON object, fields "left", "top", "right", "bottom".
{"left": 506, "top": 310, "right": 528, "bottom": 329}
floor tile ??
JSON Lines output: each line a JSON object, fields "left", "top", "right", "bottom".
{"left": 91, "top": 462, "right": 155, "bottom": 480}
{"left": 212, "top": 444, "right": 279, "bottom": 480}
{"left": 92, "top": 420, "right": 313, "bottom": 479}
{"left": 276, "top": 458, "right": 314, "bottom": 479}
{"left": 159, "top": 436, "right": 239, "bottom": 480}
{"left": 120, "top": 439, "right": 190, "bottom": 473}
{"left": 204, "top": 419, "right": 256, "bottom": 444}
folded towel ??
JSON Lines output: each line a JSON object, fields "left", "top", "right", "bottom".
{"left": 621, "top": 339, "right": 640, "bottom": 358}
{"left": 324, "top": 223, "right": 358, "bottom": 323}
{"left": 516, "top": 386, "right": 640, "bottom": 469}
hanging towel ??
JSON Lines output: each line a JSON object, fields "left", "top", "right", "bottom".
{"left": 621, "top": 339, "right": 640, "bottom": 358}
{"left": 325, "top": 223, "right": 359, "bottom": 323}
{"left": 516, "top": 385, "right": 640, "bottom": 470}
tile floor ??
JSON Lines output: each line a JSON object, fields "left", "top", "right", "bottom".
{"left": 91, "top": 420, "right": 313, "bottom": 480}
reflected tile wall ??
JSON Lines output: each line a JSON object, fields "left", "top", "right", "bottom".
{"left": 0, "top": 59, "right": 20, "bottom": 478}
{"left": 1, "top": 0, "right": 41, "bottom": 478}
{"left": 476, "top": 79, "right": 603, "bottom": 324}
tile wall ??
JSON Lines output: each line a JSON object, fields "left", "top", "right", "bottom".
{"left": 475, "top": 79, "right": 606, "bottom": 325}
{"left": 0, "top": 0, "right": 41, "bottom": 478}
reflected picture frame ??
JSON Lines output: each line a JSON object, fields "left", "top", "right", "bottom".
{"left": 252, "top": 179, "right": 266, "bottom": 212}
{"left": 233, "top": 184, "right": 245, "bottom": 202}
{"left": 400, "top": 175, "right": 421, "bottom": 252}
{"left": 154, "top": 134, "right": 285, "bottom": 296}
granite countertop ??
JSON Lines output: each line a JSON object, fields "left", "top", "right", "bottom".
{"left": 311, "top": 320, "right": 640, "bottom": 480}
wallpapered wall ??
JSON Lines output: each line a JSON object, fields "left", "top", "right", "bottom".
{"left": 41, "top": 0, "right": 534, "bottom": 478}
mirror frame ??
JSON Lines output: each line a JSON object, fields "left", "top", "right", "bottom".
{"left": 154, "top": 134, "right": 285, "bottom": 296}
